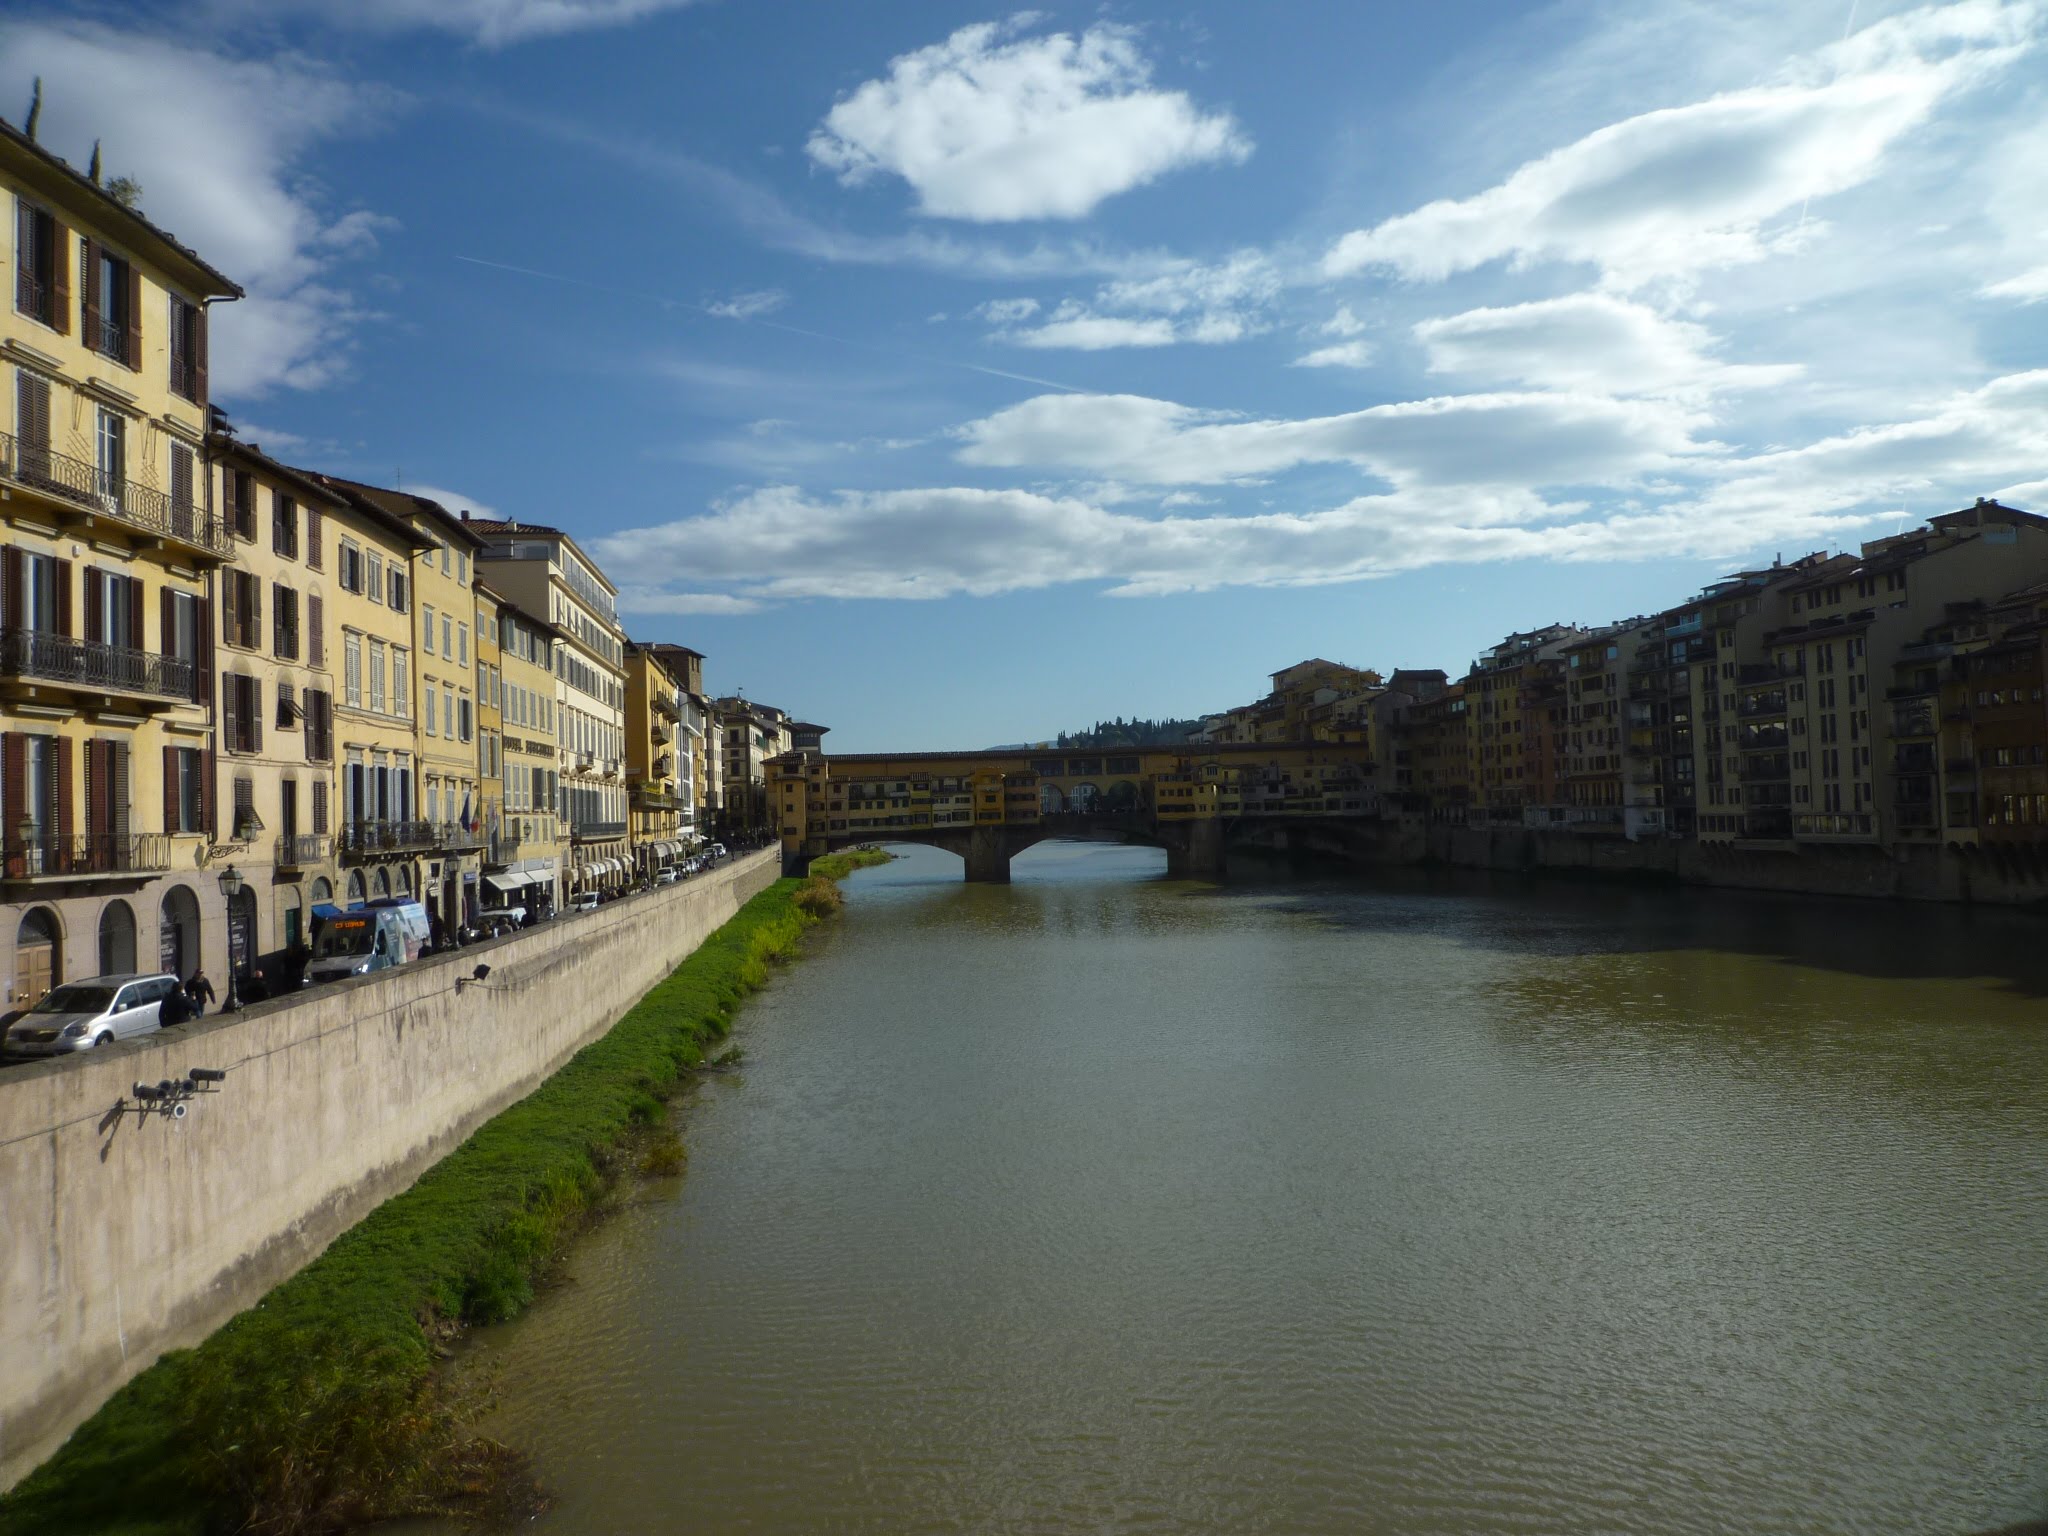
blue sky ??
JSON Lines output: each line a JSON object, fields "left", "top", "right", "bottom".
{"left": 7, "top": 0, "right": 2047, "bottom": 750}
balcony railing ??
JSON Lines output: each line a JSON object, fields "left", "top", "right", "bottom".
{"left": 571, "top": 820, "right": 628, "bottom": 842}
{"left": 1738, "top": 694, "right": 1788, "bottom": 718}
{"left": 1793, "top": 812, "right": 1877, "bottom": 839}
{"left": 2, "top": 832, "right": 172, "bottom": 880}
{"left": 1, "top": 627, "right": 195, "bottom": 700}
{"left": 338, "top": 819, "right": 438, "bottom": 857}
{"left": 0, "top": 429, "right": 233, "bottom": 556}
{"left": 16, "top": 271, "right": 53, "bottom": 326}
{"left": 434, "top": 821, "right": 486, "bottom": 851}
{"left": 275, "top": 832, "right": 331, "bottom": 867}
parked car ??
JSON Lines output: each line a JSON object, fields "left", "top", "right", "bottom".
{"left": 1, "top": 973, "right": 181, "bottom": 1058}
{"left": 570, "top": 891, "right": 601, "bottom": 913}
{"left": 654, "top": 867, "right": 680, "bottom": 886}
{"left": 477, "top": 908, "right": 527, "bottom": 938}
{"left": 709, "top": 842, "right": 729, "bottom": 860}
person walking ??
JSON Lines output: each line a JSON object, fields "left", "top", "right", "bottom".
{"left": 158, "top": 985, "right": 193, "bottom": 1029}
{"left": 185, "top": 969, "right": 216, "bottom": 1014}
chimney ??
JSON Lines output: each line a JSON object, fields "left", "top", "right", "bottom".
{"left": 460, "top": 510, "right": 469, "bottom": 521}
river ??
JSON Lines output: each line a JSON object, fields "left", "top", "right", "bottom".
{"left": 442, "top": 840, "right": 2048, "bottom": 1534}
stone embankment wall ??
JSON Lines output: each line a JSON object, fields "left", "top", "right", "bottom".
{"left": 0, "top": 850, "right": 779, "bottom": 1491}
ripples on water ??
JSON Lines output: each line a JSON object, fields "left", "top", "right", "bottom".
{"left": 438, "top": 842, "right": 2048, "bottom": 1535}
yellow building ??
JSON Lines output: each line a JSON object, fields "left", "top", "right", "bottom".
{"left": 638, "top": 642, "right": 711, "bottom": 841}
{"left": 482, "top": 587, "right": 560, "bottom": 915}
{"left": 624, "top": 642, "right": 690, "bottom": 877}
{"left": 295, "top": 471, "right": 432, "bottom": 910}
{"left": 206, "top": 438, "right": 352, "bottom": 980}
{"left": 3, "top": 117, "right": 241, "bottom": 1001}
{"left": 465, "top": 518, "right": 629, "bottom": 895}
{"left": 474, "top": 583, "right": 504, "bottom": 876}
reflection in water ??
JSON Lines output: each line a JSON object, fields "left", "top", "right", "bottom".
{"left": 440, "top": 841, "right": 2048, "bottom": 1535}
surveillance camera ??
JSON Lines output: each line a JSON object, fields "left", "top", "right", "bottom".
{"left": 189, "top": 1067, "right": 226, "bottom": 1083}
{"left": 171, "top": 1102, "right": 187, "bottom": 1120}
{"left": 133, "top": 1082, "right": 162, "bottom": 1102}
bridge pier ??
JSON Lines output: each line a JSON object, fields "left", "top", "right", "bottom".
{"left": 1164, "top": 817, "right": 1224, "bottom": 880}
{"left": 964, "top": 824, "right": 1012, "bottom": 883}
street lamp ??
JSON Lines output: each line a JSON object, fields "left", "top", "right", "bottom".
{"left": 216, "top": 864, "right": 244, "bottom": 1012}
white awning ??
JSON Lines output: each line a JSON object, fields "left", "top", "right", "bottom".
{"left": 483, "top": 873, "right": 528, "bottom": 894}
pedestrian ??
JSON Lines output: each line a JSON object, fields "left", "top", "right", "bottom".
{"left": 242, "top": 968, "right": 270, "bottom": 1005}
{"left": 158, "top": 986, "right": 193, "bottom": 1029}
{"left": 186, "top": 969, "right": 216, "bottom": 1013}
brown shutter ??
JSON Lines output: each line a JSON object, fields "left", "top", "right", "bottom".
{"left": 113, "top": 741, "right": 129, "bottom": 841}
{"left": 51, "top": 219, "right": 72, "bottom": 337}
{"left": 126, "top": 264, "right": 143, "bottom": 370}
{"left": 1, "top": 734, "right": 20, "bottom": 857}
{"left": 221, "top": 567, "right": 237, "bottom": 645}
{"left": 80, "top": 238, "right": 100, "bottom": 351}
{"left": 309, "top": 594, "right": 324, "bottom": 668}
{"left": 312, "top": 776, "right": 328, "bottom": 834}
{"left": 53, "top": 558, "right": 71, "bottom": 636}
{"left": 306, "top": 505, "right": 323, "bottom": 570}
{"left": 1, "top": 546, "right": 20, "bottom": 625}
{"left": 222, "top": 671, "right": 239, "bottom": 752}
{"left": 246, "top": 574, "right": 262, "bottom": 649}
{"left": 251, "top": 676, "right": 262, "bottom": 754}
{"left": 161, "top": 589, "right": 175, "bottom": 657}
{"left": 86, "top": 739, "right": 107, "bottom": 842}
{"left": 164, "top": 744, "right": 178, "bottom": 833}
{"left": 196, "top": 594, "right": 213, "bottom": 706}
{"left": 193, "top": 303, "right": 208, "bottom": 408}
{"left": 55, "top": 735, "right": 73, "bottom": 844}
{"left": 17, "top": 371, "right": 50, "bottom": 451}
{"left": 83, "top": 567, "right": 102, "bottom": 643}
{"left": 128, "top": 578, "right": 144, "bottom": 649}
{"left": 272, "top": 580, "right": 284, "bottom": 654}
{"left": 202, "top": 744, "right": 215, "bottom": 838}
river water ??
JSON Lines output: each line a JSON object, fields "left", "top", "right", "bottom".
{"left": 449, "top": 841, "right": 2048, "bottom": 1534}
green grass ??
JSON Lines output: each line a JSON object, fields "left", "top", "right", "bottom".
{"left": 808, "top": 846, "right": 895, "bottom": 882}
{"left": 0, "top": 877, "right": 827, "bottom": 1536}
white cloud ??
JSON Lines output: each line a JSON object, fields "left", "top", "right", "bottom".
{"left": 806, "top": 17, "right": 1251, "bottom": 221}
{"left": 707, "top": 288, "right": 788, "bottom": 320}
{"left": 990, "top": 251, "right": 1277, "bottom": 349}
{"left": 974, "top": 297, "right": 1043, "bottom": 324}
{"left": 613, "top": 586, "right": 764, "bottom": 616}
{"left": 217, "top": 0, "right": 700, "bottom": 47}
{"left": 404, "top": 485, "right": 499, "bottom": 521}
{"left": 1983, "top": 264, "right": 2048, "bottom": 303}
{"left": 954, "top": 389, "right": 1709, "bottom": 487}
{"left": 1292, "top": 341, "right": 1375, "bottom": 369}
{"left": 1323, "top": 0, "right": 2041, "bottom": 287}
{"left": 0, "top": 20, "right": 397, "bottom": 398}
{"left": 1414, "top": 293, "right": 1799, "bottom": 396}
{"left": 1321, "top": 304, "right": 1368, "bottom": 337}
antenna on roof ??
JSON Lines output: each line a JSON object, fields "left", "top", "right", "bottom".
{"left": 24, "top": 78, "right": 42, "bottom": 142}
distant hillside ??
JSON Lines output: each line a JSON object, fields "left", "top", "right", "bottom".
{"left": 1045, "top": 717, "right": 1206, "bottom": 750}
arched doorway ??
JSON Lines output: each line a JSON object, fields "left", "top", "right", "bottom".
{"left": 278, "top": 885, "right": 304, "bottom": 956}
{"left": 346, "top": 869, "right": 367, "bottom": 904}
{"left": 159, "top": 886, "right": 201, "bottom": 979}
{"left": 373, "top": 866, "right": 392, "bottom": 898}
{"left": 98, "top": 900, "right": 137, "bottom": 975}
{"left": 14, "top": 908, "right": 60, "bottom": 1007}
{"left": 310, "top": 876, "right": 334, "bottom": 903}
{"left": 396, "top": 865, "right": 413, "bottom": 897}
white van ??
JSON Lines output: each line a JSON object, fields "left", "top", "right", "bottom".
{"left": 2, "top": 973, "right": 181, "bottom": 1057}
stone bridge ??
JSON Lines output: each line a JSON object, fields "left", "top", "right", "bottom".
{"left": 769, "top": 742, "right": 1387, "bottom": 883}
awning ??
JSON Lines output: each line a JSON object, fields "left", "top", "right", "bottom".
{"left": 483, "top": 873, "right": 529, "bottom": 894}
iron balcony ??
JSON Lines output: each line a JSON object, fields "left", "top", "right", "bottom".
{"left": 274, "top": 833, "right": 331, "bottom": 868}
{"left": 2, "top": 832, "right": 173, "bottom": 881}
{"left": 1, "top": 626, "right": 196, "bottom": 702}
{"left": 0, "top": 429, "right": 233, "bottom": 558}
{"left": 338, "top": 819, "right": 438, "bottom": 858}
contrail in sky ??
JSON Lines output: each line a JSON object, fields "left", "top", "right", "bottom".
{"left": 450, "top": 253, "right": 1084, "bottom": 394}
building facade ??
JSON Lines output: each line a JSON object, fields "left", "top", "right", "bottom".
{"left": 485, "top": 588, "right": 561, "bottom": 915}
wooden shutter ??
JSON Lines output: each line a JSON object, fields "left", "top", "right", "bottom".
{"left": 80, "top": 238, "right": 100, "bottom": 351}
{"left": 128, "top": 578, "right": 144, "bottom": 649}
{"left": 308, "top": 594, "right": 324, "bottom": 668}
{"left": 196, "top": 594, "right": 213, "bottom": 705}
{"left": 55, "top": 735, "right": 73, "bottom": 845}
{"left": 113, "top": 741, "right": 129, "bottom": 840}
{"left": 192, "top": 303, "right": 208, "bottom": 407}
{"left": 272, "top": 581, "right": 285, "bottom": 655}
{"left": 160, "top": 588, "right": 175, "bottom": 658}
{"left": 1, "top": 734, "right": 20, "bottom": 853}
{"left": 248, "top": 676, "right": 262, "bottom": 754}
{"left": 312, "top": 776, "right": 328, "bottom": 834}
{"left": 246, "top": 574, "right": 262, "bottom": 649}
{"left": 222, "top": 671, "right": 240, "bottom": 753}
{"left": 306, "top": 505, "right": 323, "bottom": 569}
{"left": 12, "top": 202, "right": 30, "bottom": 315}
{"left": 52, "top": 559, "right": 70, "bottom": 636}
{"left": 83, "top": 567, "right": 102, "bottom": 643}
{"left": 202, "top": 744, "right": 215, "bottom": 838}
{"left": 164, "top": 744, "right": 178, "bottom": 832}
{"left": 86, "top": 739, "right": 107, "bottom": 842}
{"left": 2, "top": 547, "right": 20, "bottom": 626}
{"left": 221, "top": 566, "right": 238, "bottom": 646}
{"left": 50, "top": 217, "right": 71, "bottom": 336}
{"left": 17, "top": 370, "right": 50, "bottom": 450}
{"left": 126, "top": 264, "right": 143, "bottom": 371}
{"left": 171, "top": 443, "right": 193, "bottom": 512}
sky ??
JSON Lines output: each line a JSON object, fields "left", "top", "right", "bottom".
{"left": 6, "top": 0, "right": 2046, "bottom": 750}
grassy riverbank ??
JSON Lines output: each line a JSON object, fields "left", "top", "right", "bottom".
{"left": 0, "top": 870, "right": 864, "bottom": 1536}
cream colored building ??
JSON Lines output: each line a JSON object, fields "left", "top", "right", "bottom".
{"left": 482, "top": 585, "right": 560, "bottom": 914}
{"left": 2, "top": 116, "right": 241, "bottom": 1002}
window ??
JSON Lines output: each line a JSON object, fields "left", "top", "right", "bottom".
{"left": 392, "top": 648, "right": 409, "bottom": 719}
{"left": 457, "top": 623, "right": 469, "bottom": 668}
{"left": 443, "top": 689, "right": 455, "bottom": 740}
{"left": 222, "top": 569, "right": 261, "bottom": 649}
{"left": 169, "top": 295, "right": 205, "bottom": 403}
{"left": 272, "top": 492, "right": 298, "bottom": 558}
{"left": 422, "top": 604, "right": 436, "bottom": 655}
{"left": 84, "top": 241, "right": 135, "bottom": 366}
{"left": 14, "top": 198, "right": 62, "bottom": 330}
{"left": 369, "top": 640, "right": 388, "bottom": 714}
{"left": 425, "top": 682, "right": 438, "bottom": 736}
{"left": 339, "top": 539, "right": 363, "bottom": 593}
{"left": 459, "top": 695, "right": 473, "bottom": 743}
{"left": 366, "top": 552, "right": 384, "bottom": 605}
{"left": 169, "top": 442, "right": 196, "bottom": 521}
{"left": 222, "top": 673, "right": 262, "bottom": 754}
{"left": 343, "top": 632, "right": 363, "bottom": 708}
{"left": 304, "top": 689, "right": 333, "bottom": 762}
{"left": 272, "top": 583, "right": 299, "bottom": 660}
{"left": 164, "top": 746, "right": 205, "bottom": 833}
{"left": 441, "top": 614, "right": 453, "bottom": 658}
{"left": 95, "top": 408, "right": 126, "bottom": 501}
{"left": 388, "top": 566, "right": 408, "bottom": 614}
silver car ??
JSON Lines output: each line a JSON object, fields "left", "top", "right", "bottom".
{"left": 1, "top": 973, "right": 181, "bottom": 1058}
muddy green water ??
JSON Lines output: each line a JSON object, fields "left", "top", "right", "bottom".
{"left": 446, "top": 842, "right": 2048, "bottom": 1534}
